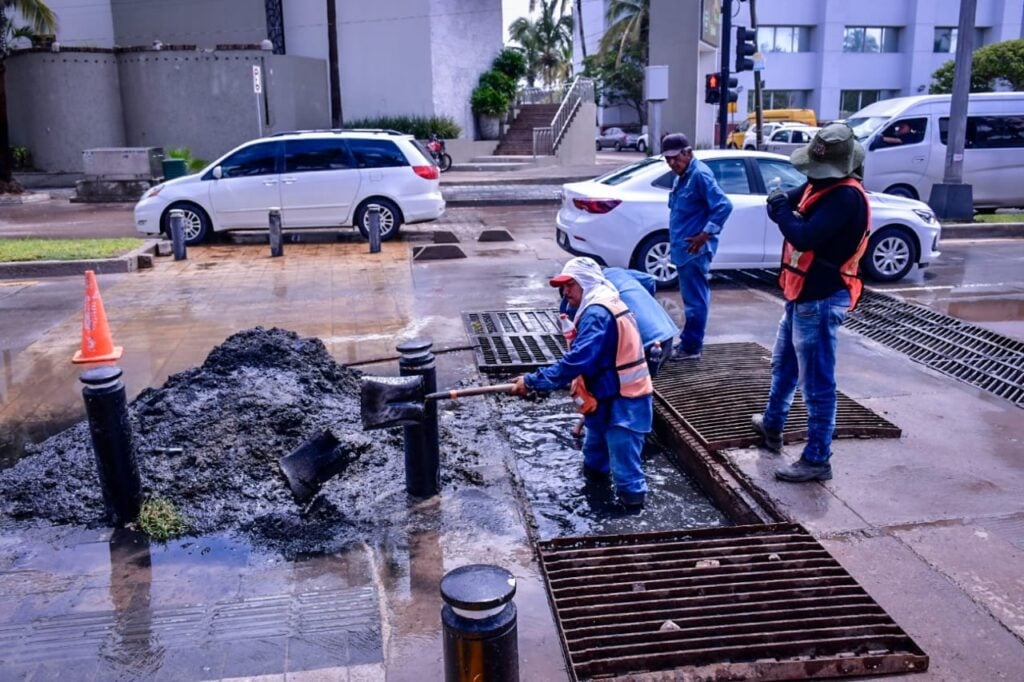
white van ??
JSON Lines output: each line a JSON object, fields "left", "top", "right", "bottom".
{"left": 848, "top": 93, "right": 1024, "bottom": 209}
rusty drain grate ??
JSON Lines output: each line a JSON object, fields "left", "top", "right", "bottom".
{"left": 654, "top": 342, "right": 900, "bottom": 451}
{"left": 539, "top": 523, "right": 928, "bottom": 681}
{"left": 462, "top": 309, "right": 567, "bottom": 373}
{"left": 846, "top": 292, "right": 1024, "bottom": 407}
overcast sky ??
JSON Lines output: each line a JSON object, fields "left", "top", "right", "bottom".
{"left": 501, "top": 0, "right": 533, "bottom": 41}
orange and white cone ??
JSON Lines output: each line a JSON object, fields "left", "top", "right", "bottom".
{"left": 72, "top": 270, "right": 124, "bottom": 364}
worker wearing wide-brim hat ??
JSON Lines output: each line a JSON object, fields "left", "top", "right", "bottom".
{"left": 511, "top": 257, "right": 653, "bottom": 509}
{"left": 751, "top": 123, "right": 871, "bottom": 482}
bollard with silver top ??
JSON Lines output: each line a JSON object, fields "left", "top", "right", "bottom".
{"left": 168, "top": 209, "right": 187, "bottom": 261}
{"left": 397, "top": 338, "right": 439, "bottom": 497}
{"left": 367, "top": 205, "right": 382, "bottom": 254}
{"left": 441, "top": 564, "right": 519, "bottom": 681}
{"left": 268, "top": 207, "right": 284, "bottom": 257}
{"left": 80, "top": 366, "right": 142, "bottom": 525}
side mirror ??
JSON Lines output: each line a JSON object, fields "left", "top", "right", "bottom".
{"left": 212, "top": 166, "right": 223, "bottom": 179}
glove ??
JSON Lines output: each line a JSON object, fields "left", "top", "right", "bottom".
{"left": 766, "top": 189, "right": 791, "bottom": 222}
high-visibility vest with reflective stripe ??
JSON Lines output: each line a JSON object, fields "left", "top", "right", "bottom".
{"left": 589, "top": 298, "right": 653, "bottom": 398}
{"left": 778, "top": 178, "right": 871, "bottom": 310}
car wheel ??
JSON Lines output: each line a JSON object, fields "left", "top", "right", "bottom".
{"left": 883, "top": 184, "right": 918, "bottom": 200}
{"left": 595, "top": 141, "right": 602, "bottom": 151}
{"left": 634, "top": 233, "right": 678, "bottom": 289}
{"left": 637, "top": 140, "right": 647, "bottom": 153}
{"left": 614, "top": 141, "right": 623, "bottom": 152}
{"left": 356, "top": 198, "right": 402, "bottom": 241}
{"left": 744, "top": 145, "right": 755, "bottom": 150}
{"left": 862, "top": 227, "right": 917, "bottom": 282}
{"left": 162, "top": 201, "right": 210, "bottom": 245}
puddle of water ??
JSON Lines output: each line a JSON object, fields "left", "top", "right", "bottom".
{"left": 943, "top": 296, "right": 1024, "bottom": 324}
{"left": 502, "top": 397, "right": 728, "bottom": 540}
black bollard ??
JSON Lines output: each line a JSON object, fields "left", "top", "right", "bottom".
{"left": 368, "top": 205, "right": 382, "bottom": 254}
{"left": 441, "top": 564, "right": 519, "bottom": 682}
{"left": 268, "top": 207, "right": 284, "bottom": 257}
{"left": 168, "top": 209, "right": 187, "bottom": 261}
{"left": 397, "top": 339, "right": 439, "bottom": 497}
{"left": 80, "top": 366, "right": 142, "bottom": 525}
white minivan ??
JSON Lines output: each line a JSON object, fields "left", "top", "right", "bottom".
{"left": 848, "top": 93, "right": 1024, "bottom": 209}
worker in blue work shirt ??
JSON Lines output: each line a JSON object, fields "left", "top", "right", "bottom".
{"left": 559, "top": 264, "right": 679, "bottom": 379}
{"left": 663, "top": 133, "right": 732, "bottom": 361}
{"left": 511, "top": 257, "right": 654, "bottom": 509}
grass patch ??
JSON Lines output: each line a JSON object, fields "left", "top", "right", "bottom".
{"left": 137, "top": 497, "right": 187, "bottom": 541}
{"left": 0, "top": 238, "right": 143, "bottom": 262}
{"left": 973, "top": 213, "right": 1024, "bottom": 223}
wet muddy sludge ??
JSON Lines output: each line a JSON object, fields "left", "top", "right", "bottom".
{"left": 0, "top": 327, "right": 509, "bottom": 556}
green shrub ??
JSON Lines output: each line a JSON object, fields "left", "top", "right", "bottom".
{"left": 137, "top": 497, "right": 187, "bottom": 541}
{"left": 167, "top": 146, "right": 209, "bottom": 172}
{"left": 471, "top": 85, "right": 510, "bottom": 117}
{"left": 10, "top": 146, "right": 32, "bottom": 170}
{"left": 344, "top": 115, "right": 461, "bottom": 140}
{"left": 492, "top": 48, "right": 528, "bottom": 82}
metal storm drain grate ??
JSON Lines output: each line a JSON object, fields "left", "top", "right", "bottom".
{"left": 654, "top": 342, "right": 900, "bottom": 450}
{"left": 539, "top": 523, "right": 928, "bottom": 681}
{"left": 846, "top": 292, "right": 1024, "bottom": 407}
{"left": 463, "top": 309, "right": 567, "bottom": 373}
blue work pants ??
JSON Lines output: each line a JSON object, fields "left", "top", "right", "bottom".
{"left": 582, "top": 422, "right": 647, "bottom": 495}
{"left": 676, "top": 252, "right": 712, "bottom": 355}
{"left": 762, "top": 289, "right": 851, "bottom": 463}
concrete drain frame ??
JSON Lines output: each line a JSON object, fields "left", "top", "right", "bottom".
{"left": 462, "top": 309, "right": 566, "bottom": 373}
{"left": 538, "top": 523, "right": 929, "bottom": 681}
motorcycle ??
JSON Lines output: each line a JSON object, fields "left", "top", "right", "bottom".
{"left": 426, "top": 134, "right": 452, "bottom": 173}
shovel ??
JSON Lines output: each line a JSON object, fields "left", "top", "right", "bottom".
{"left": 359, "top": 375, "right": 517, "bottom": 431}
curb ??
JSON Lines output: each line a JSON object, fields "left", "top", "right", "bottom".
{"left": 445, "top": 197, "right": 559, "bottom": 207}
{"left": 0, "top": 239, "right": 163, "bottom": 280}
{"left": 0, "top": 191, "right": 50, "bottom": 206}
{"left": 941, "top": 222, "right": 1024, "bottom": 239}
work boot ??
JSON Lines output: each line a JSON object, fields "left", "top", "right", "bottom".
{"left": 775, "top": 458, "right": 832, "bottom": 482}
{"left": 617, "top": 490, "right": 646, "bottom": 509}
{"left": 751, "top": 413, "right": 783, "bottom": 454}
{"left": 670, "top": 347, "right": 702, "bottom": 362}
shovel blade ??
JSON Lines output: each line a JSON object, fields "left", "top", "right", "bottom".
{"left": 360, "top": 375, "right": 426, "bottom": 430}
{"left": 279, "top": 429, "right": 349, "bottom": 505}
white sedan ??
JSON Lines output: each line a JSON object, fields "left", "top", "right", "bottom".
{"left": 555, "top": 150, "right": 941, "bottom": 285}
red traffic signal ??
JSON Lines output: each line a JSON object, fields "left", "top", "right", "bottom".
{"left": 705, "top": 73, "right": 721, "bottom": 104}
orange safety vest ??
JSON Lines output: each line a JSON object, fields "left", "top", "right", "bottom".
{"left": 778, "top": 178, "right": 871, "bottom": 310}
{"left": 568, "top": 297, "right": 653, "bottom": 413}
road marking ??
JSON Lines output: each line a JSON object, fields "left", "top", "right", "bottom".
{"left": 0, "top": 280, "right": 38, "bottom": 287}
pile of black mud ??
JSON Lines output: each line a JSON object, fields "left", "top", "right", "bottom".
{"left": 0, "top": 328, "right": 494, "bottom": 555}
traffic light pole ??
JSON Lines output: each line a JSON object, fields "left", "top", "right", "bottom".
{"left": 718, "top": 0, "right": 733, "bottom": 149}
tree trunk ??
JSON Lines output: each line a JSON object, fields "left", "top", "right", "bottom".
{"left": 575, "top": 0, "right": 586, "bottom": 60}
{"left": 0, "top": 59, "right": 19, "bottom": 190}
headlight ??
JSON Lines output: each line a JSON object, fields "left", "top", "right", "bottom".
{"left": 144, "top": 185, "right": 164, "bottom": 199}
{"left": 912, "top": 208, "right": 935, "bottom": 224}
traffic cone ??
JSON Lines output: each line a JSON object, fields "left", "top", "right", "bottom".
{"left": 72, "top": 270, "right": 123, "bottom": 364}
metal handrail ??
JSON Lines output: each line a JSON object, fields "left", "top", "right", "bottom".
{"left": 530, "top": 76, "right": 594, "bottom": 156}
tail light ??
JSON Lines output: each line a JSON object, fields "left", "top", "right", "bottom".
{"left": 573, "top": 198, "right": 622, "bottom": 214}
{"left": 413, "top": 165, "right": 439, "bottom": 180}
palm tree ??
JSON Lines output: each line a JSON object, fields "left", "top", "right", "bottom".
{"left": 600, "top": 0, "right": 648, "bottom": 67}
{"left": 510, "top": 0, "right": 573, "bottom": 88}
{"left": 1, "top": 0, "right": 57, "bottom": 190}
{"left": 530, "top": 0, "right": 585, "bottom": 60}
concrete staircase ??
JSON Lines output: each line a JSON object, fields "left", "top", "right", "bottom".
{"left": 494, "top": 103, "right": 561, "bottom": 156}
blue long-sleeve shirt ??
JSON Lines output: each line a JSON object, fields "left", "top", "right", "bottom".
{"left": 525, "top": 303, "right": 652, "bottom": 432}
{"left": 558, "top": 269, "right": 678, "bottom": 349}
{"left": 668, "top": 158, "right": 733, "bottom": 265}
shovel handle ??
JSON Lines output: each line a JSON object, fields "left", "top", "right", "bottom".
{"left": 425, "top": 383, "right": 518, "bottom": 401}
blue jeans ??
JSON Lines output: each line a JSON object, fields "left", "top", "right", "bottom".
{"left": 762, "top": 289, "right": 851, "bottom": 463}
{"left": 583, "top": 423, "right": 647, "bottom": 495}
{"left": 676, "top": 252, "right": 712, "bottom": 354}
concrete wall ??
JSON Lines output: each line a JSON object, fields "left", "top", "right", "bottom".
{"left": 110, "top": 0, "right": 266, "bottom": 48}
{"left": 430, "top": 0, "right": 503, "bottom": 139}
{"left": 650, "top": 0, "right": 716, "bottom": 146}
{"left": 556, "top": 101, "right": 598, "bottom": 165}
{"left": 7, "top": 48, "right": 328, "bottom": 173}
{"left": 6, "top": 51, "right": 125, "bottom": 173}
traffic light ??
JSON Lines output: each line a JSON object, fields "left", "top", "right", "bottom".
{"left": 726, "top": 75, "right": 739, "bottom": 103}
{"left": 704, "top": 72, "right": 720, "bottom": 104}
{"left": 735, "top": 26, "right": 757, "bottom": 72}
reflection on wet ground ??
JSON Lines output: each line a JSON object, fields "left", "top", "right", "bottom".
{"left": 503, "top": 397, "right": 728, "bottom": 540}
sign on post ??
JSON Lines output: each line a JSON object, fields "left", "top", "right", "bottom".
{"left": 252, "top": 65, "right": 263, "bottom": 93}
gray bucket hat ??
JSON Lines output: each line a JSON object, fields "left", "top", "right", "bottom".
{"left": 790, "top": 123, "right": 866, "bottom": 180}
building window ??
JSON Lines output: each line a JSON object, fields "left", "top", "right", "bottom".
{"left": 934, "top": 27, "right": 985, "bottom": 53}
{"left": 748, "top": 90, "right": 809, "bottom": 110}
{"left": 839, "top": 90, "right": 899, "bottom": 117}
{"left": 756, "top": 26, "right": 811, "bottom": 53}
{"left": 842, "top": 26, "right": 900, "bottom": 53}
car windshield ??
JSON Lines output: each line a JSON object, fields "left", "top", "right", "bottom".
{"left": 595, "top": 157, "right": 662, "bottom": 186}
{"left": 847, "top": 116, "right": 891, "bottom": 141}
